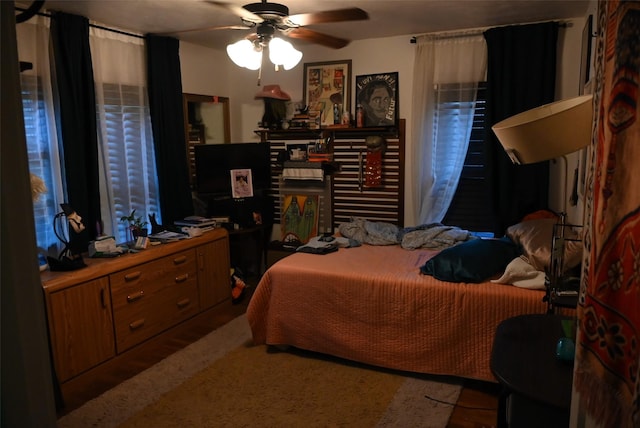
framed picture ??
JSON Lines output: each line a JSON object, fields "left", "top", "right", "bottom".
{"left": 356, "top": 72, "right": 399, "bottom": 127}
{"left": 230, "top": 168, "right": 253, "bottom": 199}
{"left": 303, "top": 60, "right": 352, "bottom": 127}
{"left": 281, "top": 194, "right": 319, "bottom": 244}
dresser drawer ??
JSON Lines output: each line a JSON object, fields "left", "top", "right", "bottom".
{"left": 110, "top": 249, "right": 200, "bottom": 352}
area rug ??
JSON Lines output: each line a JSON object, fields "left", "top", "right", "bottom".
{"left": 58, "top": 315, "right": 461, "bottom": 427}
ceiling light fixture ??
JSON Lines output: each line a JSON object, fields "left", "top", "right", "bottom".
{"left": 226, "top": 24, "right": 302, "bottom": 72}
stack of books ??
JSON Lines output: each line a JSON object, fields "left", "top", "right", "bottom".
{"left": 174, "top": 216, "right": 218, "bottom": 228}
{"left": 290, "top": 113, "right": 311, "bottom": 129}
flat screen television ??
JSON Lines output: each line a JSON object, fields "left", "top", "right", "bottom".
{"left": 194, "top": 143, "right": 271, "bottom": 196}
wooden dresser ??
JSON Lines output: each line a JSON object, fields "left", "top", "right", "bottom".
{"left": 40, "top": 228, "right": 230, "bottom": 409}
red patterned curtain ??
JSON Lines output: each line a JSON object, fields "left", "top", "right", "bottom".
{"left": 574, "top": 1, "right": 640, "bottom": 427}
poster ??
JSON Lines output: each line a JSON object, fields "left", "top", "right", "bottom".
{"left": 355, "top": 72, "right": 399, "bottom": 127}
{"left": 281, "top": 194, "right": 319, "bottom": 244}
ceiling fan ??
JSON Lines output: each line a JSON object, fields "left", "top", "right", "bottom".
{"left": 173, "top": 1, "right": 369, "bottom": 50}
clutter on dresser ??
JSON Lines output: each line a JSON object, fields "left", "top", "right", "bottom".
{"left": 88, "top": 235, "right": 124, "bottom": 258}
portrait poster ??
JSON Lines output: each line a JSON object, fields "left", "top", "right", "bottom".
{"left": 303, "top": 60, "right": 352, "bottom": 127}
{"left": 281, "top": 194, "right": 319, "bottom": 244}
{"left": 230, "top": 168, "right": 253, "bottom": 199}
{"left": 355, "top": 72, "right": 399, "bottom": 127}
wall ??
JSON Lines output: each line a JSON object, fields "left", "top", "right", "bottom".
{"left": 180, "top": 17, "right": 587, "bottom": 227}
{"left": 553, "top": 16, "right": 593, "bottom": 225}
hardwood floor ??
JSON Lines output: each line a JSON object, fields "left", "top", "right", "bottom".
{"left": 448, "top": 379, "right": 501, "bottom": 428}
{"left": 58, "top": 275, "right": 500, "bottom": 426}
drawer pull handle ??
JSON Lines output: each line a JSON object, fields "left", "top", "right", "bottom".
{"left": 100, "top": 288, "right": 106, "bottom": 309}
{"left": 126, "top": 291, "right": 144, "bottom": 302}
{"left": 177, "top": 298, "right": 191, "bottom": 308}
{"left": 175, "top": 273, "right": 189, "bottom": 283}
{"left": 129, "top": 319, "right": 145, "bottom": 330}
{"left": 124, "top": 271, "right": 142, "bottom": 281}
{"left": 173, "top": 255, "right": 187, "bottom": 265}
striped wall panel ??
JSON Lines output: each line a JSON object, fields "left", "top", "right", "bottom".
{"left": 265, "top": 119, "right": 405, "bottom": 230}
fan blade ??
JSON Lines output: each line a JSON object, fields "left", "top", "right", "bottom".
{"left": 160, "top": 25, "right": 250, "bottom": 36}
{"left": 288, "top": 8, "right": 368, "bottom": 26}
{"left": 286, "top": 27, "right": 350, "bottom": 49}
{"left": 204, "top": 0, "right": 264, "bottom": 24}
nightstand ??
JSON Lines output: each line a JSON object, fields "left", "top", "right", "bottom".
{"left": 266, "top": 240, "right": 296, "bottom": 269}
{"left": 228, "top": 224, "right": 269, "bottom": 278}
{"left": 490, "top": 314, "right": 574, "bottom": 428}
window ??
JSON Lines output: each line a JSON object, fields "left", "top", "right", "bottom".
{"left": 442, "top": 82, "right": 493, "bottom": 235}
{"left": 91, "top": 28, "right": 161, "bottom": 244}
{"left": 21, "top": 74, "right": 63, "bottom": 253}
{"left": 18, "top": 17, "right": 161, "bottom": 250}
{"left": 96, "top": 82, "right": 160, "bottom": 243}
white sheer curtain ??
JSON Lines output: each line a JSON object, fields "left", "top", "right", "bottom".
{"left": 89, "top": 28, "right": 160, "bottom": 243}
{"left": 16, "top": 15, "right": 66, "bottom": 256}
{"left": 411, "top": 33, "right": 487, "bottom": 224}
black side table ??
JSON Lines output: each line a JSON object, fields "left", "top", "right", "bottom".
{"left": 490, "top": 314, "right": 574, "bottom": 428}
{"left": 227, "top": 224, "right": 269, "bottom": 278}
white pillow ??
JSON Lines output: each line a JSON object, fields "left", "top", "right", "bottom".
{"left": 506, "top": 218, "right": 583, "bottom": 273}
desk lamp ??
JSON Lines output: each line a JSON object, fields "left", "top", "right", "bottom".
{"left": 49, "top": 203, "right": 87, "bottom": 271}
{"left": 492, "top": 94, "right": 593, "bottom": 313}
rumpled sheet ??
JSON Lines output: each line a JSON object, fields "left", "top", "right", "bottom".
{"left": 491, "top": 256, "right": 546, "bottom": 290}
{"left": 247, "top": 244, "right": 547, "bottom": 382}
{"left": 338, "top": 218, "right": 474, "bottom": 250}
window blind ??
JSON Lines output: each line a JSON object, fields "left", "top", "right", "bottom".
{"left": 97, "top": 82, "right": 160, "bottom": 243}
{"left": 21, "top": 74, "right": 61, "bottom": 252}
{"left": 442, "top": 83, "right": 493, "bottom": 234}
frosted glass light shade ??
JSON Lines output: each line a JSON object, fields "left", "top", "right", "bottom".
{"left": 268, "top": 37, "right": 302, "bottom": 70}
{"left": 492, "top": 95, "right": 593, "bottom": 164}
{"left": 226, "top": 39, "right": 262, "bottom": 70}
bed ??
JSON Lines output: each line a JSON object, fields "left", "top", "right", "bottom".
{"left": 246, "top": 217, "right": 581, "bottom": 382}
{"left": 247, "top": 216, "right": 582, "bottom": 382}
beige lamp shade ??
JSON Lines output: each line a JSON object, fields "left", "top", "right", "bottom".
{"left": 492, "top": 95, "right": 593, "bottom": 164}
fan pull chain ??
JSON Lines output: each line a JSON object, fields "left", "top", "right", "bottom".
{"left": 256, "top": 49, "right": 264, "bottom": 86}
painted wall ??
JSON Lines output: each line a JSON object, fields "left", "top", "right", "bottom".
{"left": 180, "top": 17, "right": 587, "bottom": 226}
{"left": 553, "top": 16, "right": 594, "bottom": 226}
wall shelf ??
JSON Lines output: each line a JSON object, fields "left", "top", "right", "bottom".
{"left": 255, "top": 124, "right": 401, "bottom": 143}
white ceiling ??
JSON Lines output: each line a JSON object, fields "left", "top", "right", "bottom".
{"left": 17, "top": 0, "right": 590, "bottom": 49}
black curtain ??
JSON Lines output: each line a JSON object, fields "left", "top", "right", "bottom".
{"left": 50, "top": 12, "right": 101, "bottom": 252}
{"left": 484, "top": 22, "right": 559, "bottom": 236}
{"left": 146, "top": 35, "right": 193, "bottom": 225}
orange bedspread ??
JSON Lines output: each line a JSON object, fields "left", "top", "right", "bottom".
{"left": 247, "top": 244, "right": 548, "bottom": 382}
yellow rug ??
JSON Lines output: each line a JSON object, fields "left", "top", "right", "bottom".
{"left": 122, "top": 343, "right": 405, "bottom": 427}
{"left": 58, "top": 315, "right": 461, "bottom": 427}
